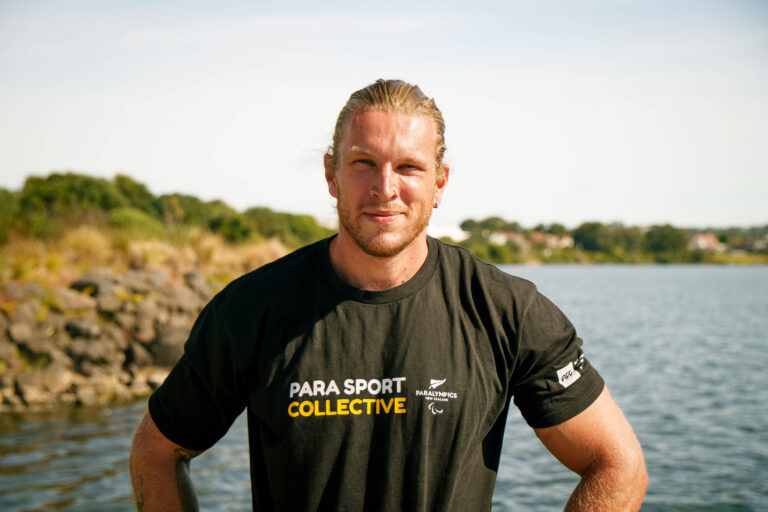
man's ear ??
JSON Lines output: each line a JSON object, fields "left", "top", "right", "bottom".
{"left": 434, "top": 164, "right": 450, "bottom": 205}
{"left": 324, "top": 153, "right": 338, "bottom": 199}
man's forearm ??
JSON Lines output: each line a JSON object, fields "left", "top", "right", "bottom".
{"left": 129, "top": 412, "right": 201, "bottom": 512}
{"left": 130, "top": 446, "right": 200, "bottom": 512}
{"left": 565, "top": 457, "right": 647, "bottom": 512}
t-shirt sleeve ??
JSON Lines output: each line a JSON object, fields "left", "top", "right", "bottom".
{"left": 148, "top": 295, "right": 248, "bottom": 451}
{"left": 511, "top": 289, "right": 604, "bottom": 429}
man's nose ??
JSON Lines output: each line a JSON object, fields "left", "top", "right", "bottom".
{"left": 371, "top": 163, "right": 397, "bottom": 201}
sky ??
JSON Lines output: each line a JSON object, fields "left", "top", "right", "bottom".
{"left": 1, "top": 0, "right": 766, "bottom": 231}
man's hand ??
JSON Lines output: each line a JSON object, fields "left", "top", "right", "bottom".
{"left": 129, "top": 411, "right": 203, "bottom": 512}
{"left": 534, "top": 386, "right": 647, "bottom": 511}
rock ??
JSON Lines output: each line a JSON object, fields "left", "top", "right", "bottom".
{"left": 47, "top": 347, "right": 74, "bottom": 369}
{"left": 40, "top": 311, "right": 67, "bottom": 335}
{"left": 162, "top": 285, "right": 202, "bottom": 313}
{"left": 147, "top": 268, "right": 171, "bottom": 288}
{"left": 2, "top": 390, "right": 24, "bottom": 407}
{"left": 38, "top": 361, "right": 73, "bottom": 393}
{"left": 0, "top": 268, "right": 214, "bottom": 411}
{"left": 71, "top": 272, "right": 117, "bottom": 297}
{"left": 15, "top": 371, "right": 59, "bottom": 406}
{"left": 184, "top": 271, "right": 212, "bottom": 300}
{"left": 168, "top": 311, "right": 194, "bottom": 328}
{"left": 58, "top": 392, "right": 78, "bottom": 405}
{"left": 74, "top": 385, "right": 102, "bottom": 406}
{"left": 8, "top": 322, "right": 34, "bottom": 344}
{"left": 151, "top": 327, "right": 189, "bottom": 366}
{"left": 127, "top": 342, "right": 154, "bottom": 367}
{"left": 129, "top": 378, "right": 152, "bottom": 397}
{"left": 2, "top": 282, "right": 44, "bottom": 301}
{"left": 102, "top": 323, "right": 129, "bottom": 351}
{"left": 146, "top": 368, "right": 170, "bottom": 389}
{"left": 0, "top": 338, "right": 20, "bottom": 369}
{"left": 75, "top": 373, "right": 123, "bottom": 405}
{"left": 10, "top": 301, "right": 40, "bottom": 325}
{"left": 136, "top": 297, "right": 159, "bottom": 323}
{"left": 153, "top": 307, "right": 170, "bottom": 327}
{"left": 120, "top": 271, "right": 152, "bottom": 294}
{"left": 114, "top": 311, "right": 135, "bottom": 330}
{"left": 65, "top": 316, "right": 102, "bottom": 339}
{"left": 133, "top": 316, "right": 156, "bottom": 344}
{"left": 49, "top": 287, "right": 96, "bottom": 312}
{"left": 16, "top": 338, "right": 56, "bottom": 364}
{"left": 96, "top": 293, "right": 123, "bottom": 315}
{"left": 67, "top": 337, "right": 120, "bottom": 368}
{"left": 0, "top": 312, "right": 9, "bottom": 337}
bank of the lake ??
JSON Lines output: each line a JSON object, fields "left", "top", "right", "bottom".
{"left": 0, "top": 268, "right": 212, "bottom": 412}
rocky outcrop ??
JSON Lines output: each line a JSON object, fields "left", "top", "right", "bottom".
{"left": 0, "top": 269, "right": 215, "bottom": 411}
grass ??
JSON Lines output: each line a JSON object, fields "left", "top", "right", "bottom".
{"left": 0, "top": 226, "right": 289, "bottom": 288}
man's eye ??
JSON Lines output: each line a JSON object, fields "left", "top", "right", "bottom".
{"left": 354, "top": 159, "right": 375, "bottom": 166}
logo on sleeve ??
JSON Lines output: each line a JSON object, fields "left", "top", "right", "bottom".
{"left": 556, "top": 361, "right": 581, "bottom": 388}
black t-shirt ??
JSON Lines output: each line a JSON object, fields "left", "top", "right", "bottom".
{"left": 149, "top": 236, "right": 604, "bottom": 511}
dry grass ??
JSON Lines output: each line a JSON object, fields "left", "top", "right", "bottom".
{"left": 0, "top": 226, "right": 289, "bottom": 287}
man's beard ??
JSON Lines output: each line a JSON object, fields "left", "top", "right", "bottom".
{"left": 336, "top": 196, "right": 432, "bottom": 258}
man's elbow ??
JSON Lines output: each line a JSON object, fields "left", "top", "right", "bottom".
{"left": 610, "top": 441, "right": 648, "bottom": 505}
{"left": 633, "top": 449, "right": 649, "bottom": 500}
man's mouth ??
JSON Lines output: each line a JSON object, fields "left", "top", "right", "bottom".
{"left": 363, "top": 209, "right": 404, "bottom": 224}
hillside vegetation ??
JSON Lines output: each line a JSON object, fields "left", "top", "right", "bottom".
{"left": 0, "top": 172, "right": 335, "bottom": 286}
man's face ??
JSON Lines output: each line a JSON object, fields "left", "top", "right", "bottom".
{"left": 325, "top": 109, "right": 448, "bottom": 258}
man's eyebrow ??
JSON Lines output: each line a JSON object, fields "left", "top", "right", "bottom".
{"left": 345, "top": 146, "right": 431, "bottom": 168}
{"left": 347, "top": 146, "right": 373, "bottom": 156}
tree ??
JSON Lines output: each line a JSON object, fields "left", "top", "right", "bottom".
{"left": 644, "top": 224, "right": 688, "bottom": 262}
{"left": 573, "top": 222, "right": 612, "bottom": 252}
{"left": 547, "top": 223, "right": 568, "bottom": 237}
{"left": 114, "top": 175, "right": 160, "bottom": 218}
{"left": 17, "top": 172, "right": 128, "bottom": 237}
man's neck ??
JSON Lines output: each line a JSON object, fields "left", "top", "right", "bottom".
{"left": 328, "top": 232, "right": 429, "bottom": 291}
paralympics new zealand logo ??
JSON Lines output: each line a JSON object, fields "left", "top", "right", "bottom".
{"left": 415, "top": 378, "right": 458, "bottom": 415}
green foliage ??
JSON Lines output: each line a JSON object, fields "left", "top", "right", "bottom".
{"left": 460, "top": 217, "right": 522, "bottom": 238}
{"left": 644, "top": 224, "right": 689, "bottom": 262}
{"left": 458, "top": 233, "right": 523, "bottom": 264}
{"left": 17, "top": 173, "right": 128, "bottom": 237}
{"left": 573, "top": 222, "right": 613, "bottom": 252}
{"left": 157, "top": 194, "right": 208, "bottom": 225}
{"left": 156, "top": 195, "right": 246, "bottom": 237}
{"left": 108, "top": 207, "right": 165, "bottom": 237}
{"left": 0, "top": 188, "right": 20, "bottom": 243}
{"left": 546, "top": 223, "right": 567, "bottom": 237}
{"left": 114, "top": 175, "right": 160, "bottom": 217}
{"left": 244, "top": 207, "right": 333, "bottom": 247}
{"left": 208, "top": 212, "right": 253, "bottom": 243}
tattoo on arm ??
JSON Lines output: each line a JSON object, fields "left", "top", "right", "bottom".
{"left": 136, "top": 476, "right": 145, "bottom": 512}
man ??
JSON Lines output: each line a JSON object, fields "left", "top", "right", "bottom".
{"left": 130, "top": 79, "right": 647, "bottom": 511}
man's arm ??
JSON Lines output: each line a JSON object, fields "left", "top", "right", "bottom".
{"left": 534, "top": 386, "right": 647, "bottom": 511}
{"left": 129, "top": 411, "right": 204, "bottom": 512}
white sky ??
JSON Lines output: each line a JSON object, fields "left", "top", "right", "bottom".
{"left": 1, "top": 0, "right": 766, "bottom": 229}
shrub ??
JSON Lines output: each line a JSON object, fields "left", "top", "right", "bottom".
{"left": 109, "top": 207, "right": 165, "bottom": 238}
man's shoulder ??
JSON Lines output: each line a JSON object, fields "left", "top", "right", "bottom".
{"left": 433, "top": 237, "right": 536, "bottom": 293}
{"left": 216, "top": 237, "right": 330, "bottom": 303}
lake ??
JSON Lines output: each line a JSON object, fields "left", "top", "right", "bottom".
{"left": 1, "top": 265, "right": 766, "bottom": 511}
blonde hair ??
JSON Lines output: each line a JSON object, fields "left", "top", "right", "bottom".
{"left": 327, "top": 79, "right": 447, "bottom": 181}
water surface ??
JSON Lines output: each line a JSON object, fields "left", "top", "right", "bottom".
{"left": 1, "top": 265, "right": 766, "bottom": 511}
